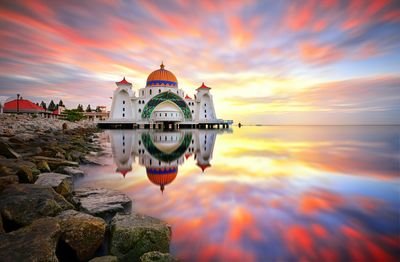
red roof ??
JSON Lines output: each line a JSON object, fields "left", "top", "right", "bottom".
{"left": 4, "top": 99, "right": 45, "bottom": 112}
{"left": 184, "top": 95, "right": 192, "bottom": 99}
{"left": 185, "top": 153, "right": 192, "bottom": 159}
{"left": 116, "top": 168, "right": 131, "bottom": 178}
{"left": 116, "top": 77, "right": 131, "bottom": 85}
{"left": 52, "top": 108, "right": 60, "bottom": 115}
{"left": 197, "top": 82, "right": 211, "bottom": 89}
{"left": 197, "top": 163, "right": 211, "bottom": 172}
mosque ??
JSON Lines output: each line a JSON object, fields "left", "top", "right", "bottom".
{"left": 109, "top": 129, "right": 226, "bottom": 193}
{"left": 99, "top": 62, "right": 232, "bottom": 129}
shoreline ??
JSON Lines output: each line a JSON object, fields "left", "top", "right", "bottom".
{"left": 0, "top": 115, "right": 176, "bottom": 262}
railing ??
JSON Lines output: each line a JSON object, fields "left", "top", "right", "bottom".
{"left": 152, "top": 111, "right": 183, "bottom": 122}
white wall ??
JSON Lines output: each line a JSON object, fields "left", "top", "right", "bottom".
{"left": 110, "top": 89, "right": 134, "bottom": 120}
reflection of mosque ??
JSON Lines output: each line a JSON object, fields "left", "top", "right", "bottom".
{"left": 109, "top": 129, "right": 226, "bottom": 192}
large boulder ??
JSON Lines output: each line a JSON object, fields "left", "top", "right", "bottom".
{"left": 35, "top": 172, "right": 73, "bottom": 196}
{"left": 140, "top": 251, "right": 178, "bottom": 262}
{"left": 0, "top": 184, "right": 73, "bottom": 229}
{"left": 57, "top": 210, "right": 107, "bottom": 261}
{"left": 73, "top": 187, "right": 132, "bottom": 221}
{"left": 0, "top": 159, "right": 40, "bottom": 183}
{"left": 89, "top": 256, "right": 118, "bottom": 262}
{"left": 0, "top": 175, "right": 18, "bottom": 193}
{"left": 0, "top": 140, "right": 21, "bottom": 159}
{"left": 110, "top": 213, "right": 171, "bottom": 262}
{"left": 0, "top": 217, "right": 61, "bottom": 262}
{"left": 56, "top": 166, "right": 86, "bottom": 180}
{"left": 31, "top": 156, "right": 79, "bottom": 169}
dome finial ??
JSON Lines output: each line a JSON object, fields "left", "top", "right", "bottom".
{"left": 160, "top": 61, "right": 165, "bottom": 69}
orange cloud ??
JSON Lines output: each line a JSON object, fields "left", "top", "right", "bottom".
{"left": 299, "top": 41, "right": 343, "bottom": 64}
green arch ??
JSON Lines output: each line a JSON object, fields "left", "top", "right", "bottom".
{"left": 141, "top": 132, "right": 192, "bottom": 163}
{"left": 141, "top": 92, "right": 192, "bottom": 120}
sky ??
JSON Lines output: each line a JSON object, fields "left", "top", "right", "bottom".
{"left": 0, "top": 0, "right": 399, "bottom": 124}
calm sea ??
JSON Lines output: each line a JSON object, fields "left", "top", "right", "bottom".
{"left": 77, "top": 126, "right": 400, "bottom": 261}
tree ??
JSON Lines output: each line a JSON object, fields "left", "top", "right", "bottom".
{"left": 58, "top": 100, "right": 64, "bottom": 107}
{"left": 35, "top": 102, "right": 39, "bottom": 106}
{"left": 77, "top": 104, "right": 84, "bottom": 112}
{"left": 40, "top": 101, "right": 47, "bottom": 110}
{"left": 48, "top": 100, "right": 56, "bottom": 111}
{"left": 95, "top": 106, "right": 102, "bottom": 112}
{"left": 86, "top": 104, "right": 92, "bottom": 112}
{"left": 64, "top": 109, "right": 85, "bottom": 122}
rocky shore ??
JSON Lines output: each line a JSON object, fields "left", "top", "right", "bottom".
{"left": 0, "top": 115, "right": 177, "bottom": 262}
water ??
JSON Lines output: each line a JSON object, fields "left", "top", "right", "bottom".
{"left": 77, "top": 126, "right": 400, "bottom": 261}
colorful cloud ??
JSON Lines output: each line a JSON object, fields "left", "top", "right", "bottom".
{"left": 0, "top": 0, "right": 399, "bottom": 124}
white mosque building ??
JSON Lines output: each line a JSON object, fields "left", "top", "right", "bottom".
{"left": 99, "top": 62, "right": 232, "bottom": 129}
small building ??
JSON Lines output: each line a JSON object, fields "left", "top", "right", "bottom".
{"left": 4, "top": 99, "right": 46, "bottom": 115}
{"left": 84, "top": 106, "right": 109, "bottom": 121}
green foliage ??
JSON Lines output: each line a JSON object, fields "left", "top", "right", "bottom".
{"left": 58, "top": 100, "right": 64, "bottom": 107}
{"left": 40, "top": 101, "right": 47, "bottom": 110}
{"left": 86, "top": 104, "right": 92, "bottom": 112}
{"left": 64, "top": 109, "right": 85, "bottom": 122}
{"left": 95, "top": 106, "right": 102, "bottom": 112}
{"left": 77, "top": 104, "right": 84, "bottom": 112}
{"left": 48, "top": 100, "right": 56, "bottom": 111}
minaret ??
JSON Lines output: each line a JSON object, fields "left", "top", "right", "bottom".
{"left": 195, "top": 82, "right": 217, "bottom": 122}
{"left": 109, "top": 77, "right": 136, "bottom": 121}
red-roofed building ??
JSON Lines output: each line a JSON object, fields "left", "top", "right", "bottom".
{"left": 4, "top": 99, "right": 46, "bottom": 114}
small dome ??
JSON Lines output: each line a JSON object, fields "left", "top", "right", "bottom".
{"left": 146, "top": 62, "right": 178, "bottom": 88}
{"left": 146, "top": 166, "right": 178, "bottom": 192}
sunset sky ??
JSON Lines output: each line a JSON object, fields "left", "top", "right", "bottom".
{"left": 0, "top": 0, "right": 399, "bottom": 124}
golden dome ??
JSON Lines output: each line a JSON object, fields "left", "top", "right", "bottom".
{"left": 146, "top": 62, "right": 178, "bottom": 88}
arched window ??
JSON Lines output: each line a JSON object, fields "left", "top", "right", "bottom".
{"left": 123, "top": 113, "right": 125, "bottom": 117}
{"left": 123, "top": 100, "right": 125, "bottom": 104}
{"left": 159, "top": 89, "right": 161, "bottom": 93}
{"left": 142, "top": 91, "right": 144, "bottom": 96}
{"left": 150, "top": 89, "right": 152, "bottom": 95}
{"left": 139, "top": 109, "right": 141, "bottom": 113}
{"left": 123, "top": 108, "right": 125, "bottom": 112}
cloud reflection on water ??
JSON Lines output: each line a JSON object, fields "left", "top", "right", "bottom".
{"left": 78, "top": 126, "right": 400, "bottom": 261}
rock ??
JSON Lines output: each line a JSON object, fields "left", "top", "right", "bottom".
{"left": 0, "top": 215, "right": 4, "bottom": 234}
{"left": 55, "top": 151, "right": 65, "bottom": 159}
{"left": 0, "top": 175, "right": 18, "bottom": 192}
{"left": 0, "top": 140, "right": 21, "bottom": 159}
{"left": 35, "top": 172, "right": 73, "bottom": 196}
{"left": 57, "top": 210, "right": 107, "bottom": 261}
{"left": 62, "top": 123, "right": 68, "bottom": 130}
{"left": 89, "top": 256, "right": 118, "bottom": 262}
{"left": 16, "top": 165, "right": 38, "bottom": 183}
{"left": 0, "top": 159, "right": 39, "bottom": 182}
{"left": 73, "top": 187, "right": 132, "bottom": 221}
{"left": 0, "top": 217, "right": 61, "bottom": 262}
{"left": 37, "top": 160, "right": 51, "bottom": 172}
{"left": 56, "top": 166, "right": 86, "bottom": 180}
{"left": 110, "top": 213, "right": 171, "bottom": 262}
{"left": 70, "top": 150, "right": 83, "bottom": 162}
{"left": 8, "top": 137, "right": 24, "bottom": 144}
{"left": 140, "top": 251, "right": 177, "bottom": 262}
{"left": 0, "top": 184, "right": 73, "bottom": 229}
{"left": 32, "top": 156, "right": 79, "bottom": 169}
